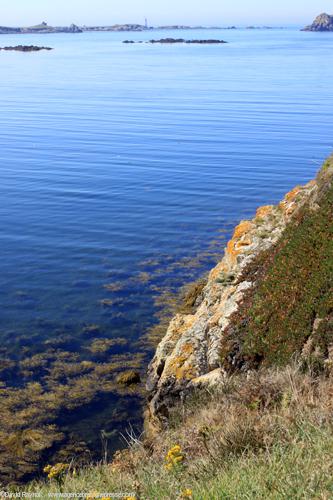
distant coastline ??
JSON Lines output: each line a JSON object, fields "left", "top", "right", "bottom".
{"left": 0, "top": 22, "right": 82, "bottom": 34}
{"left": 0, "top": 21, "right": 286, "bottom": 35}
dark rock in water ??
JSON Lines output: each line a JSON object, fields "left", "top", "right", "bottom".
{"left": 0, "top": 45, "right": 53, "bottom": 52}
{"left": 150, "top": 38, "right": 227, "bottom": 44}
{"left": 150, "top": 38, "right": 186, "bottom": 43}
{"left": 302, "top": 13, "right": 333, "bottom": 31}
{"left": 185, "top": 39, "right": 227, "bottom": 44}
{"left": 125, "top": 38, "right": 227, "bottom": 44}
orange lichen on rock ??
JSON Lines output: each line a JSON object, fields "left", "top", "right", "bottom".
{"left": 284, "top": 186, "right": 302, "bottom": 202}
{"left": 278, "top": 187, "right": 304, "bottom": 217}
{"left": 209, "top": 262, "right": 228, "bottom": 281}
{"left": 256, "top": 205, "right": 274, "bottom": 219}
{"left": 225, "top": 221, "right": 255, "bottom": 265}
{"left": 226, "top": 239, "right": 240, "bottom": 265}
{"left": 233, "top": 221, "right": 254, "bottom": 239}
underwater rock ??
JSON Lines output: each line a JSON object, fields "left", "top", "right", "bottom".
{"left": 0, "top": 45, "right": 53, "bottom": 51}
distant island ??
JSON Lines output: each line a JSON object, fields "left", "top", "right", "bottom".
{"left": 82, "top": 23, "right": 149, "bottom": 32}
{"left": 0, "top": 21, "right": 283, "bottom": 35}
{"left": 302, "top": 13, "right": 333, "bottom": 32}
{"left": 0, "top": 45, "right": 53, "bottom": 51}
{"left": 0, "top": 22, "right": 82, "bottom": 34}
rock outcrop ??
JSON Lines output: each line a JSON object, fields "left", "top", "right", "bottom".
{"left": 0, "top": 45, "right": 53, "bottom": 52}
{"left": 302, "top": 13, "right": 333, "bottom": 32}
{"left": 146, "top": 156, "right": 333, "bottom": 433}
{"left": 148, "top": 38, "right": 227, "bottom": 44}
{"left": 124, "top": 39, "right": 227, "bottom": 45}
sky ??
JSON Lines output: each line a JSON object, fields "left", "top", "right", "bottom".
{"left": 1, "top": 0, "right": 332, "bottom": 27}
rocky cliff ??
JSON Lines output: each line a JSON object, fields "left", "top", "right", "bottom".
{"left": 146, "top": 156, "right": 333, "bottom": 432}
{"left": 302, "top": 13, "right": 333, "bottom": 32}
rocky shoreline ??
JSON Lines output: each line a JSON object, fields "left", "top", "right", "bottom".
{"left": 146, "top": 157, "right": 333, "bottom": 433}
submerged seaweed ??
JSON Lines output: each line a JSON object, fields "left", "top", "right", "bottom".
{"left": 0, "top": 228, "right": 226, "bottom": 484}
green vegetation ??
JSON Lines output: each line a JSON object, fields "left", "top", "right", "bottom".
{"left": 241, "top": 163, "right": 333, "bottom": 365}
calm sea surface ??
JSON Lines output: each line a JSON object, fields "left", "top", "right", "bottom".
{"left": 1, "top": 28, "right": 333, "bottom": 458}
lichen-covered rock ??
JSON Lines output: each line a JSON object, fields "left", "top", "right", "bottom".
{"left": 146, "top": 157, "right": 333, "bottom": 432}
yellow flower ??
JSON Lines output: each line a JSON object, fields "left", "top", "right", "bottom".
{"left": 43, "top": 463, "right": 69, "bottom": 480}
{"left": 123, "top": 497, "right": 136, "bottom": 500}
{"left": 165, "top": 445, "right": 185, "bottom": 471}
{"left": 181, "top": 488, "right": 193, "bottom": 499}
{"left": 86, "top": 492, "right": 99, "bottom": 500}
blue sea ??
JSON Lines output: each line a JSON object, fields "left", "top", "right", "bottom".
{"left": 0, "top": 28, "right": 333, "bottom": 457}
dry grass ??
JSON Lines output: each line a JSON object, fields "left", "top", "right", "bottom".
{"left": 11, "top": 362, "right": 333, "bottom": 499}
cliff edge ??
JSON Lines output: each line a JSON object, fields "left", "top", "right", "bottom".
{"left": 146, "top": 156, "right": 333, "bottom": 432}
